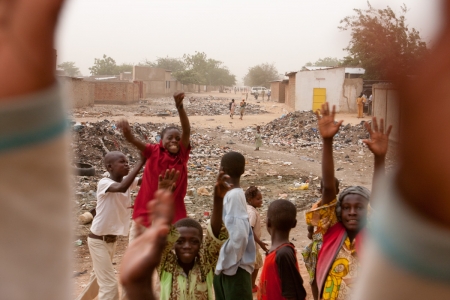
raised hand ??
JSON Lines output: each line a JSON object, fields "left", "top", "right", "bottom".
{"left": 120, "top": 191, "right": 174, "bottom": 299}
{"left": 117, "top": 119, "right": 133, "bottom": 139}
{"left": 173, "top": 92, "right": 185, "bottom": 109}
{"left": 158, "top": 169, "right": 180, "bottom": 192}
{"left": 214, "top": 171, "right": 232, "bottom": 199}
{"left": 0, "top": 0, "right": 66, "bottom": 99}
{"left": 315, "top": 103, "right": 343, "bottom": 139}
{"left": 363, "top": 117, "right": 392, "bottom": 158}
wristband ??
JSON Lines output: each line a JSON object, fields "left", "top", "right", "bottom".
{"left": 177, "top": 104, "right": 183, "bottom": 110}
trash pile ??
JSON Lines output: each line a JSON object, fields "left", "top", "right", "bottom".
{"left": 182, "top": 99, "right": 268, "bottom": 116}
{"left": 72, "top": 120, "right": 236, "bottom": 222}
{"left": 71, "top": 120, "right": 320, "bottom": 226}
{"left": 235, "top": 111, "right": 369, "bottom": 149}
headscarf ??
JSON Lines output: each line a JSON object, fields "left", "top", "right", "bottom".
{"left": 338, "top": 186, "right": 370, "bottom": 203}
{"left": 336, "top": 186, "right": 370, "bottom": 220}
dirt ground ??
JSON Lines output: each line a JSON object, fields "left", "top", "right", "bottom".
{"left": 71, "top": 91, "right": 391, "bottom": 299}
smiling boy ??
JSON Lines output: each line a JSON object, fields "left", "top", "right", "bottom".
{"left": 157, "top": 170, "right": 231, "bottom": 300}
{"left": 77, "top": 151, "right": 145, "bottom": 300}
{"left": 118, "top": 92, "right": 191, "bottom": 230}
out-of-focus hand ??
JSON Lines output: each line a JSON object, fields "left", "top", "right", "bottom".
{"left": 120, "top": 191, "right": 174, "bottom": 298}
{"left": 158, "top": 169, "right": 180, "bottom": 192}
{"left": 0, "top": 0, "right": 65, "bottom": 99}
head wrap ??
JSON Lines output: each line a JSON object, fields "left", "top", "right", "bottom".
{"left": 338, "top": 186, "right": 370, "bottom": 203}
{"left": 336, "top": 186, "right": 370, "bottom": 221}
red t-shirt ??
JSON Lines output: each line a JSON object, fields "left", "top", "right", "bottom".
{"left": 258, "top": 243, "right": 307, "bottom": 300}
{"left": 132, "top": 141, "right": 190, "bottom": 226}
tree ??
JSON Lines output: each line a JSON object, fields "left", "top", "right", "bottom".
{"left": 243, "top": 63, "right": 279, "bottom": 88}
{"left": 339, "top": 2, "right": 428, "bottom": 79}
{"left": 115, "top": 63, "right": 133, "bottom": 74}
{"left": 89, "top": 54, "right": 118, "bottom": 75}
{"left": 57, "top": 61, "right": 81, "bottom": 76}
{"left": 305, "top": 57, "right": 342, "bottom": 67}
{"left": 144, "top": 57, "right": 186, "bottom": 73}
{"left": 175, "top": 52, "right": 236, "bottom": 87}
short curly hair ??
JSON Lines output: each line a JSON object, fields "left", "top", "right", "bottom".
{"left": 245, "top": 186, "right": 260, "bottom": 203}
{"left": 174, "top": 218, "right": 203, "bottom": 240}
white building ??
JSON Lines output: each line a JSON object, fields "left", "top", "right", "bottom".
{"left": 295, "top": 67, "right": 365, "bottom": 113}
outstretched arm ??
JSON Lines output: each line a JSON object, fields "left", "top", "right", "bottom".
{"left": 315, "top": 103, "right": 343, "bottom": 205}
{"left": 117, "top": 119, "right": 147, "bottom": 153}
{"left": 107, "top": 156, "right": 146, "bottom": 193}
{"left": 363, "top": 117, "right": 392, "bottom": 201}
{"left": 120, "top": 191, "right": 174, "bottom": 300}
{"left": 211, "top": 171, "right": 231, "bottom": 238}
{"left": 173, "top": 92, "right": 191, "bottom": 148}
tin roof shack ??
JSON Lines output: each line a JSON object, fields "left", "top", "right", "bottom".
{"left": 295, "top": 67, "right": 364, "bottom": 112}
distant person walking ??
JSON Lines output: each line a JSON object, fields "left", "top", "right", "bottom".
{"left": 239, "top": 99, "right": 246, "bottom": 120}
{"left": 261, "top": 90, "right": 265, "bottom": 101}
{"left": 267, "top": 90, "right": 271, "bottom": 101}
{"left": 230, "top": 99, "right": 236, "bottom": 119}
{"left": 255, "top": 126, "right": 262, "bottom": 151}
{"left": 367, "top": 94, "right": 373, "bottom": 116}
{"left": 356, "top": 93, "right": 365, "bottom": 118}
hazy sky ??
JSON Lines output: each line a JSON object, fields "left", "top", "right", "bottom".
{"left": 56, "top": 0, "right": 443, "bottom": 83}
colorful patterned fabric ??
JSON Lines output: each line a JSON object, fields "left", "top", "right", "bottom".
{"left": 158, "top": 221, "right": 228, "bottom": 300}
{"left": 322, "top": 236, "right": 359, "bottom": 300}
{"left": 302, "top": 199, "right": 338, "bottom": 283}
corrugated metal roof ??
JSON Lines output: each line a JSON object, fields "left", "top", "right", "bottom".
{"left": 345, "top": 68, "right": 365, "bottom": 74}
{"left": 304, "top": 66, "right": 333, "bottom": 71}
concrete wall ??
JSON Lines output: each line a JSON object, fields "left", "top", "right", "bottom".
{"left": 294, "top": 68, "right": 361, "bottom": 112}
{"left": 342, "top": 78, "right": 364, "bottom": 112}
{"left": 270, "top": 81, "right": 285, "bottom": 103}
{"left": 286, "top": 73, "right": 296, "bottom": 109}
{"left": 59, "top": 77, "right": 95, "bottom": 108}
{"left": 295, "top": 68, "right": 344, "bottom": 111}
{"left": 372, "top": 83, "right": 399, "bottom": 142}
{"left": 284, "top": 81, "right": 290, "bottom": 105}
{"left": 94, "top": 81, "right": 139, "bottom": 104}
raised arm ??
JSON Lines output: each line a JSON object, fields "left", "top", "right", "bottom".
{"left": 173, "top": 92, "right": 191, "bottom": 148}
{"left": 117, "top": 119, "right": 147, "bottom": 153}
{"left": 315, "top": 103, "right": 343, "bottom": 205}
{"left": 211, "top": 171, "right": 231, "bottom": 238}
{"left": 120, "top": 191, "right": 174, "bottom": 300}
{"left": 363, "top": 117, "right": 392, "bottom": 200}
{"left": 107, "top": 156, "right": 146, "bottom": 193}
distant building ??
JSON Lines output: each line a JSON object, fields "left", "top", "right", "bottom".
{"left": 294, "top": 67, "right": 365, "bottom": 113}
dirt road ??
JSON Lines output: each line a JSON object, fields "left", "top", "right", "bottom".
{"left": 72, "top": 91, "right": 386, "bottom": 299}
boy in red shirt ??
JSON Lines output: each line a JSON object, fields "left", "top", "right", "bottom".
{"left": 118, "top": 92, "right": 191, "bottom": 231}
{"left": 258, "top": 200, "right": 307, "bottom": 300}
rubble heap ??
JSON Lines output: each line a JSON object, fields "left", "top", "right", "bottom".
{"left": 236, "top": 111, "right": 369, "bottom": 149}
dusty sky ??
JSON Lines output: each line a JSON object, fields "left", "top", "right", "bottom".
{"left": 56, "top": 0, "right": 444, "bottom": 83}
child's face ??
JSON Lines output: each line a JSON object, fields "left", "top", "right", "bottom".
{"left": 340, "top": 194, "right": 368, "bottom": 232}
{"left": 107, "top": 154, "right": 130, "bottom": 177}
{"left": 174, "top": 227, "right": 202, "bottom": 264}
{"left": 249, "top": 191, "right": 263, "bottom": 208}
{"left": 162, "top": 129, "right": 181, "bottom": 154}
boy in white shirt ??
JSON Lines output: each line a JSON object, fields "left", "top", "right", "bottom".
{"left": 77, "top": 151, "right": 145, "bottom": 300}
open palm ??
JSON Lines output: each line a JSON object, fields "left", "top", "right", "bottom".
{"left": 363, "top": 117, "right": 392, "bottom": 157}
{"left": 315, "top": 103, "right": 343, "bottom": 139}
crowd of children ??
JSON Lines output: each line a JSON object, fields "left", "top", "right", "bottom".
{"left": 80, "top": 91, "right": 391, "bottom": 300}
